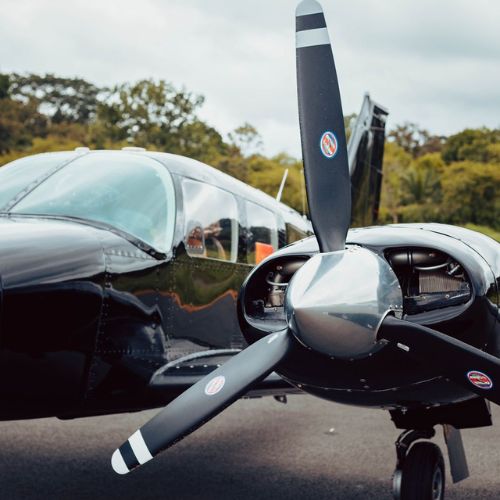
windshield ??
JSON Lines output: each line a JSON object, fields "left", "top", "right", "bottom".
{"left": 9, "top": 152, "right": 176, "bottom": 253}
{"left": 0, "top": 152, "right": 76, "bottom": 209}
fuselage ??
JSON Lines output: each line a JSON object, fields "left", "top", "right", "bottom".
{"left": 0, "top": 150, "right": 498, "bottom": 421}
{"left": 0, "top": 150, "right": 311, "bottom": 420}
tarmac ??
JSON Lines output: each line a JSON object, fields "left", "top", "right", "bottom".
{"left": 1, "top": 395, "right": 500, "bottom": 499}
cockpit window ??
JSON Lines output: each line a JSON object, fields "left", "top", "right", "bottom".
{"left": 245, "top": 201, "right": 278, "bottom": 264}
{"left": 10, "top": 152, "right": 176, "bottom": 253}
{"left": 182, "top": 179, "right": 239, "bottom": 262}
{"left": 0, "top": 152, "right": 76, "bottom": 210}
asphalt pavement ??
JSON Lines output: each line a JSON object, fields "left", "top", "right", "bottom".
{"left": 1, "top": 395, "right": 500, "bottom": 499}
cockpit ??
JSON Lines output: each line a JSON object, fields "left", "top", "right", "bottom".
{"left": 0, "top": 151, "right": 176, "bottom": 253}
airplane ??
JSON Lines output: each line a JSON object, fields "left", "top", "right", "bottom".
{"left": 0, "top": 92, "right": 385, "bottom": 413}
{"left": 0, "top": 2, "right": 496, "bottom": 500}
{"left": 103, "top": 2, "right": 498, "bottom": 500}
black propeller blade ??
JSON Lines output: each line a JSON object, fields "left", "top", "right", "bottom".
{"left": 296, "top": 0, "right": 351, "bottom": 252}
{"left": 111, "top": 331, "right": 291, "bottom": 474}
{"left": 379, "top": 315, "right": 500, "bottom": 405}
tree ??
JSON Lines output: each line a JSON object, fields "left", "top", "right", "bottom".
{"left": 379, "top": 142, "right": 412, "bottom": 223}
{"left": 388, "top": 122, "right": 445, "bottom": 158}
{"left": 7, "top": 73, "right": 100, "bottom": 124}
{"left": 94, "top": 79, "right": 228, "bottom": 161}
{"left": 441, "top": 128, "right": 500, "bottom": 164}
{"left": 246, "top": 153, "right": 305, "bottom": 213}
{"left": 174, "top": 120, "right": 228, "bottom": 164}
{"left": 400, "top": 153, "right": 443, "bottom": 205}
{"left": 0, "top": 74, "right": 9, "bottom": 100}
{"left": 440, "top": 161, "right": 500, "bottom": 229}
{"left": 95, "top": 79, "right": 204, "bottom": 146}
{"left": 228, "top": 123, "right": 263, "bottom": 157}
{"left": 0, "top": 99, "right": 47, "bottom": 154}
{"left": 486, "top": 143, "right": 500, "bottom": 164}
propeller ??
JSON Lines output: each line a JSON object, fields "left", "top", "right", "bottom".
{"left": 111, "top": 0, "right": 350, "bottom": 474}
{"left": 378, "top": 316, "right": 500, "bottom": 405}
{"left": 296, "top": 0, "right": 351, "bottom": 252}
{"left": 111, "top": 330, "right": 290, "bottom": 474}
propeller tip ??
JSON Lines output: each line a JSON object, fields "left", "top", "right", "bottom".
{"left": 296, "top": 0, "right": 323, "bottom": 17}
{"left": 111, "top": 449, "right": 130, "bottom": 475}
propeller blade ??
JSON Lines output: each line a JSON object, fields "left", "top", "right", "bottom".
{"left": 111, "top": 330, "right": 291, "bottom": 474}
{"left": 296, "top": 0, "right": 351, "bottom": 252}
{"left": 379, "top": 315, "right": 500, "bottom": 405}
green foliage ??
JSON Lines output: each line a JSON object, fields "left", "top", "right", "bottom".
{"left": 228, "top": 123, "right": 263, "bottom": 157}
{"left": 380, "top": 143, "right": 499, "bottom": 232}
{"left": 441, "top": 128, "right": 500, "bottom": 163}
{"left": 245, "top": 153, "right": 305, "bottom": 213}
{"left": 95, "top": 79, "right": 202, "bottom": 143}
{"left": 400, "top": 153, "right": 442, "bottom": 205}
{"left": 440, "top": 161, "right": 499, "bottom": 229}
{"left": 388, "top": 122, "right": 445, "bottom": 158}
{"left": 0, "top": 70, "right": 498, "bottom": 238}
{"left": 92, "top": 79, "right": 226, "bottom": 163}
{"left": 0, "top": 74, "right": 10, "bottom": 100}
{"left": 379, "top": 142, "right": 412, "bottom": 223}
{"left": 6, "top": 73, "right": 100, "bottom": 124}
{"left": 0, "top": 98, "right": 47, "bottom": 154}
{"left": 486, "top": 143, "right": 500, "bottom": 163}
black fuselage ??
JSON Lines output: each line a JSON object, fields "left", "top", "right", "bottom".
{"left": 0, "top": 151, "right": 310, "bottom": 420}
{"left": 0, "top": 153, "right": 498, "bottom": 424}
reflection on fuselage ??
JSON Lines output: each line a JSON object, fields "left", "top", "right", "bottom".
{"left": 0, "top": 150, "right": 312, "bottom": 420}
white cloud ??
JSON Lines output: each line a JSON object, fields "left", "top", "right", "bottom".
{"left": 1, "top": 0, "right": 499, "bottom": 157}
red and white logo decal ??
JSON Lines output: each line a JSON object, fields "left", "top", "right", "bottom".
{"left": 204, "top": 375, "right": 226, "bottom": 396}
{"left": 467, "top": 370, "right": 493, "bottom": 390}
{"left": 320, "top": 131, "right": 338, "bottom": 159}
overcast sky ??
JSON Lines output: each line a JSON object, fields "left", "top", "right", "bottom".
{"left": 1, "top": 0, "right": 499, "bottom": 157}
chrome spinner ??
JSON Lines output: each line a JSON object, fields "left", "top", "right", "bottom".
{"left": 285, "top": 246, "right": 403, "bottom": 359}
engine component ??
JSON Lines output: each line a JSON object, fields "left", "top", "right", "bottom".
{"left": 386, "top": 248, "right": 471, "bottom": 316}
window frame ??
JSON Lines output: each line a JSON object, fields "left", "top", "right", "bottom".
{"left": 181, "top": 178, "right": 240, "bottom": 263}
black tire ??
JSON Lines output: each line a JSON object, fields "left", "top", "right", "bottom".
{"left": 397, "top": 442, "right": 445, "bottom": 500}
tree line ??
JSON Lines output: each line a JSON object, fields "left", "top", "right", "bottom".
{"left": 382, "top": 124, "right": 499, "bottom": 239}
{"left": 0, "top": 73, "right": 498, "bottom": 239}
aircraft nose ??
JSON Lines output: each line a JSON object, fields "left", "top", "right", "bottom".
{"left": 286, "top": 247, "right": 403, "bottom": 359}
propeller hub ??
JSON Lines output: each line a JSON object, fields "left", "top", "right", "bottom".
{"left": 285, "top": 246, "right": 403, "bottom": 359}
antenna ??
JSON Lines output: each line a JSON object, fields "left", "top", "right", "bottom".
{"left": 275, "top": 168, "right": 289, "bottom": 202}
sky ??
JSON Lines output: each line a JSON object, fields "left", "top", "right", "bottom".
{"left": 1, "top": 0, "right": 499, "bottom": 157}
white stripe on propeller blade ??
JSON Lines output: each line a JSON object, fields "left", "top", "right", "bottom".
{"left": 129, "top": 430, "right": 153, "bottom": 465}
{"left": 296, "top": 28, "right": 330, "bottom": 49}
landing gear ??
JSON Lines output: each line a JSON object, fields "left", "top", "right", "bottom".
{"left": 392, "top": 429, "right": 445, "bottom": 500}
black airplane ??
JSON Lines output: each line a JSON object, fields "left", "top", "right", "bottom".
{"left": 104, "top": 2, "right": 498, "bottom": 500}
{"left": 0, "top": 1, "right": 497, "bottom": 499}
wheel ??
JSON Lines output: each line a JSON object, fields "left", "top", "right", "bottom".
{"left": 393, "top": 442, "right": 445, "bottom": 500}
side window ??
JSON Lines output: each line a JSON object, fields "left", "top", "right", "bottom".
{"left": 245, "top": 201, "right": 278, "bottom": 264}
{"left": 182, "top": 179, "right": 238, "bottom": 262}
{"left": 286, "top": 223, "right": 308, "bottom": 244}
